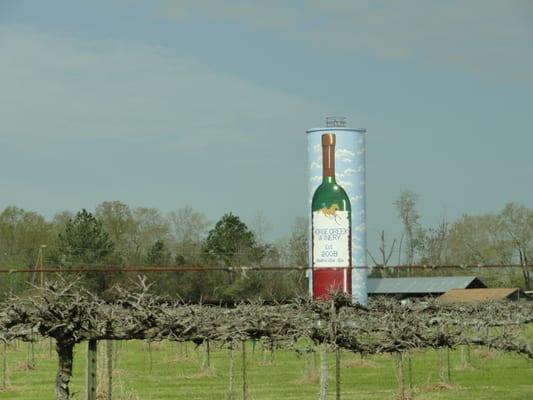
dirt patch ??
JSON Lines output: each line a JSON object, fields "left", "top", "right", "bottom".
{"left": 141, "top": 341, "right": 165, "bottom": 352}
{"left": 296, "top": 369, "right": 319, "bottom": 384}
{"left": 13, "top": 362, "right": 37, "bottom": 372}
{"left": 455, "top": 362, "right": 478, "bottom": 371}
{"left": 472, "top": 347, "right": 500, "bottom": 360}
{"left": 178, "top": 367, "right": 217, "bottom": 379}
{"left": 422, "top": 382, "right": 463, "bottom": 392}
{"left": 343, "top": 358, "right": 378, "bottom": 369}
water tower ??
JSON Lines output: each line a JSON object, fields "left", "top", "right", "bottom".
{"left": 307, "top": 117, "right": 368, "bottom": 305}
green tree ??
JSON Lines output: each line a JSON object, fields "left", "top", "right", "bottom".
{"left": 201, "top": 213, "right": 266, "bottom": 299}
{"left": 56, "top": 209, "right": 116, "bottom": 293}
{"left": 0, "top": 206, "right": 54, "bottom": 296}
{"left": 203, "top": 213, "right": 261, "bottom": 267}
{"left": 0, "top": 206, "right": 54, "bottom": 267}
{"left": 447, "top": 213, "right": 512, "bottom": 265}
{"left": 145, "top": 240, "right": 171, "bottom": 266}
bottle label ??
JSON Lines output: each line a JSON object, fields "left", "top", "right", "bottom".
{"left": 312, "top": 208, "right": 350, "bottom": 268}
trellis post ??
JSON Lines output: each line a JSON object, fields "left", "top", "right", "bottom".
{"left": 106, "top": 340, "right": 113, "bottom": 400}
{"left": 227, "top": 342, "right": 236, "bottom": 400}
{"left": 318, "top": 344, "right": 328, "bottom": 400}
{"left": 86, "top": 340, "right": 97, "bottom": 400}
{"left": 2, "top": 340, "right": 6, "bottom": 390}
{"left": 242, "top": 341, "right": 248, "bottom": 400}
{"left": 335, "top": 347, "right": 341, "bottom": 400}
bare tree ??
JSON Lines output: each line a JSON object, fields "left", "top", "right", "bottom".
{"left": 367, "top": 230, "right": 396, "bottom": 275}
{"left": 393, "top": 191, "right": 424, "bottom": 266}
{"left": 419, "top": 219, "right": 450, "bottom": 266}
{"left": 95, "top": 201, "right": 137, "bottom": 261}
{"left": 168, "top": 206, "right": 210, "bottom": 263}
{"left": 288, "top": 217, "right": 307, "bottom": 267}
{"left": 131, "top": 207, "right": 170, "bottom": 263}
{"left": 500, "top": 203, "right": 532, "bottom": 290}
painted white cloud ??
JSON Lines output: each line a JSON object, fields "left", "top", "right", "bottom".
{"left": 352, "top": 243, "right": 363, "bottom": 252}
{"left": 339, "top": 166, "right": 363, "bottom": 178}
{"left": 340, "top": 167, "right": 357, "bottom": 177}
{"left": 335, "top": 148, "right": 355, "bottom": 163}
{"left": 310, "top": 161, "right": 321, "bottom": 170}
{"left": 350, "top": 195, "right": 363, "bottom": 204}
{"left": 337, "top": 180, "right": 353, "bottom": 189}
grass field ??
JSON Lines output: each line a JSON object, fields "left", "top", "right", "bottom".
{"left": 0, "top": 338, "right": 532, "bottom": 400}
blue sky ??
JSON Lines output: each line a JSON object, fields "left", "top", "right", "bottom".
{"left": 1, "top": 0, "right": 532, "bottom": 252}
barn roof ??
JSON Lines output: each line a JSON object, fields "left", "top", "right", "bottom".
{"left": 437, "top": 288, "right": 522, "bottom": 303}
{"left": 367, "top": 276, "right": 486, "bottom": 295}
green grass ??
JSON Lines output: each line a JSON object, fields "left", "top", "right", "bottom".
{"left": 1, "top": 339, "right": 532, "bottom": 399}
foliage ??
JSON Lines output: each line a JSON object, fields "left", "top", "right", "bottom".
{"left": 288, "top": 216, "right": 308, "bottom": 267}
{"left": 169, "top": 206, "right": 210, "bottom": 264}
{"left": 145, "top": 240, "right": 171, "bottom": 266}
{"left": 0, "top": 206, "right": 54, "bottom": 268}
{"left": 53, "top": 209, "right": 116, "bottom": 293}
{"left": 130, "top": 207, "right": 170, "bottom": 264}
{"left": 203, "top": 213, "right": 264, "bottom": 266}
{"left": 55, "top": 209, "right": 114, "bottom": 265}
{"left": 95, "top": 201, "right": 136, "bottom": 260}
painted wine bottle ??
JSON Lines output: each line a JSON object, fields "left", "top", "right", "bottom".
{"left": 311, "top": 133, "right": 352, "bottom": 299}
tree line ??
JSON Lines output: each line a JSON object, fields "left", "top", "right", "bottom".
{"left": 374, "top": 190, "right": 532, "bottom": 289}
{"left": 0, "top": 201, "right": 307, "bottom": 300}
{"left": 0, "top": 194, "right": 531, "bottom": 298}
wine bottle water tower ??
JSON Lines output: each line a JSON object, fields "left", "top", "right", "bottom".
{"left": 307, "top": 117, "right": 368, "bottom": 305}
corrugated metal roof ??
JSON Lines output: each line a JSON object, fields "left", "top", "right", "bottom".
{"left": 367, "top": 276, "right": 485, "bottom": 294}
{"left": 437, "top": 288, "right": 520, "bottom": 303}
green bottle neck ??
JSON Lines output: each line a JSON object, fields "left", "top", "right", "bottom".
{"left": 322, "top": 176, "right": 337, "bottom": 184}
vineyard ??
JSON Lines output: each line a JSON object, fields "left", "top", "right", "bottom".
{"left": 1, "top": 277, "right": 532, "bottom": 400}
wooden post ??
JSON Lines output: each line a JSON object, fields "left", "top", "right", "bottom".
{"left": 447, "top": 347, "right": 451, "bottom": 383}
{"left": 86, "top": 340, "right": 97, "bottom": 400}
{"left": 335, "top": 347, "right": 341, "bottom": 400}
{"left": 242, "top": 341, "right": 248, "bottom": 400}
{"left": 396, "top": 352, "right": 405, "bottom": 400}
{"left": 106, "top": 341, "right": 113, "bottom": 400}
{"left": 2, "top": 341, "right": 7, "bottom": 390}
{"left": 227, "top": 344, "right": 236, "bottom": 400}
{"left": 318, "top": 344, "right": 328, "bottom": 400}
{"left": 206, "top": 341, "right": 211, "bottom": 368}
{"left": 407, "top": 351, "right": 413, "bottom": 391}
{"left": 30, "top": 334, "right": 35, "bottom": 368}
{"left": 437, "top": 348, "right": 446, "bottom": 383}
{"left": 147, "top": 342, "right": 153, "bottom": 374}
